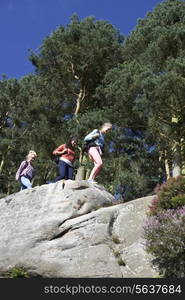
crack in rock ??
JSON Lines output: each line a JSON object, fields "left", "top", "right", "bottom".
{"left": 107, "top": 210, "right": 119, "bottom": 236}
{"left": 50, "top": 215, "right": 96, "bottom": 240}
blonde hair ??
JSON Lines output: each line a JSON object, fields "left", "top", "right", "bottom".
{"left": 29, "top": 150, "right": 37, "bottom": 156}
{"left": 101, "top": 122, "right": 112, "bottom": 129}
{"left": 26, "top": 150, "right": 37, "bottom": 160}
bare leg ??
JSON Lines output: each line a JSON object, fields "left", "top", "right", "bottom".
{"left": 88, "top": 147, "right": 103, "bottom": 180}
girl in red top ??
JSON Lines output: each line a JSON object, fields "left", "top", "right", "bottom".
{"left": 50, "top": 137, "right": 77, "bottom": 182}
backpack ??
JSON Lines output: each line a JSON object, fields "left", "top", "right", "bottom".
{"left": 82, "top": 140, "right": 96, "bottom": 153}
{"left": 51, "top": 154, "right": 60, "bottom": 164}
{"left": 82, "top": 130, "right": 100, "bottom": 153}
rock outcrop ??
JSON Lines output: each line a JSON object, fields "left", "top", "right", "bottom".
{"left": 0, "top": 180, "right": 157, "bottom": 277}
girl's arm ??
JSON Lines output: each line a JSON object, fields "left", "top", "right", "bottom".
{"left": 53, "top": 144, "right": 68, "bottom": 156}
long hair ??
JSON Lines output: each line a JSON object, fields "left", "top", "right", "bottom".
{"left": 66, "top": 137, "right": 78, "bottom": 150}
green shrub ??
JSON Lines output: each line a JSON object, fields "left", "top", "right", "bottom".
{"left": 143, "top": 206, "right": 185, "bottom": 278}
{"left": 149, "top": 176, "right": 185, "bottom": 215}
{"left": 117, "top": 257, "right": 126, "bottom": 266}
{"left": 171, "top": 194, "right": 185, "bottom": 208}
{"left": 8, "top": 266, "right": 29, "bottom": 278}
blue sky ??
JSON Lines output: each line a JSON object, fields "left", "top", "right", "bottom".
{"left": 0, "top": 0, "right": 163, "bottom": 79}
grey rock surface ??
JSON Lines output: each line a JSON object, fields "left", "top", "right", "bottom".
{"left": 0, "top": 180, "right": 157, "bottom": 277}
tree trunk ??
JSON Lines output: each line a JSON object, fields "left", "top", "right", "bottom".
{"left": 74, "top": 85, "right": 86, "bottom": 116}
{"left": 182, "top": 164, "right": 185, "bottom": 176}
{"left": 73, "top": 85, "right": 86, "bottom": 178}
{"left": 75, "top": 152, "right": 91, "bottom": 180}
{"left": 172, "top": 143, "right": 181, "bottom": 177}
{"left": 164, "top": 151, "right": 171, "bottom": 180}
{"left": 181, "top": 138, "right": 185, "bottom": 176}
{"left": 165, "top": 159, "right": 171, "bottom": 179}
{"left": 75, "top": 166, "right": 86, "bottom": 180}
{"left": 0, "top": 159, "right": 4, "bottom": 174}
{"left": 171, "top": 117, "right": 182, "bottom": 177}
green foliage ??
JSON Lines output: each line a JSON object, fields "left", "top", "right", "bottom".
{"left": 112, "top": 235, "right": 121, "bottom": 244}
{"left": 117, "top": 257, "right": 126, "bottom": 266}
{"left": 171, "top": 194, "right": 185, "bottom": 207}
{"left": 29, "top": 15, "right": 124, "bottom": 116}
{"left": 143, "top": 206, "right": 185, "bottom": 278}
{"left": 0, "top": 77, "right": 28, "bottom": 194}
{"left": 149, "top": 176, "right": 185, "bottom": 215}
{"left": 101, "top": 0, "right": 185, "bottom": 182}
{"left": 1, "top": 1, "right": 185, "bottom": 201}
{"left": 26, "top": 15, "right": 124, "bottom": 188}
{"left": 7, "top": 266, "right": 30, "bottom": 278}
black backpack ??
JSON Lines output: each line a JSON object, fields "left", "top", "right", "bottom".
{"left": 82, "top": 130, "right": 100, "bottom": 153}
{"left": 51, "top": 154, "right": 60, "bottom": 164}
